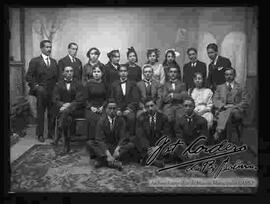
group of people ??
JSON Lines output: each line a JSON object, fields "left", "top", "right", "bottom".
{"left": 25, "top": 40, "right": 249, "bottom": 170}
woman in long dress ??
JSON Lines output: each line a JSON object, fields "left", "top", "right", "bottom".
{"left": 188, "top": 72, "right": 214, "bottom": 129}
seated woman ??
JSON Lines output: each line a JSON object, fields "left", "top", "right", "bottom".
{"left": 84, "top": 66, "right": 108, "bottom": 141}
{"left": 82, "top": 47, "right": 105, "bottom": 85}
{"left": 126, "top": 47, "right": 142, "bottom": 82}
{"left": 162, "top": 49, "right": 181, "bottom": 82}
{"left": 188, "top": 72, "right": 214, "bottom": 129}
{"left": 144, "top": 48, "right": 165, "bottom": 85}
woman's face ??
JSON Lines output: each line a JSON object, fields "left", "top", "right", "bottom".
{"left": 166, "top": 52, "right": 175, "bottom": 63}
{"left": 93, "top": 67, "right": 102, "bottom": 80}
{"left": 148, "top": 52, "right": 157, "bottom": 64}
{"left": 111, "top": 52, "right": 120, "bottom": 64}
{"left": 128, "top": 52, "right": 137, "bottom": 64}
{"left": 194, "top": 74, "right": 203, "bottom": 88}
{"left": 89, "top": 49, "right": 99, "bottom": 62}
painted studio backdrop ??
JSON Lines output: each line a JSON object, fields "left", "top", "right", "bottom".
{"left": 9, "top": 7, "right": 257, "bottom": 126}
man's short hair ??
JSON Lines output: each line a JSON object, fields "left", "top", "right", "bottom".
{"left": 182, "top": 95, "right": 195, "bottom": 105}
{"left": 187, "top": 47, "right": 197, "bottom": 54}
{"left": 142, "top": 64, "right": 153, "bottom": 72}
{"left": 207, "top": 43, "right": 218, "bottom": 52}
{"left": 40, "top": 40, "right": 51, "bottom": 48}
{"left": 119, "top": 64, "right": 128, "bottom": 71}
{"left": 63, "top": 66, "right": 73, "bottom": 71}
{"left": 143, "top": 97, "right": 156, "bottom": 105}
{"left": 225, "top": 67, "right": 236, "bottom": 75}
{"left": 68, "top": 42, "right": 78, "bottom": 49}
{"left": 105, "top": 98, "right": 117, "bottom": 108}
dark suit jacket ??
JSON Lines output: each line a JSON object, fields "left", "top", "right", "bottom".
{"left": 207, "top": 56, "right": 232, "bottom": 91}
{"left": 104, "top": 62, "right": 120, "bottom": 87}
{"left": 135, "top": 111, "right": 171, "bottom": 152}
{"left": 52, "top": 80, "right": 84, "bottom": 115}
{"left": 183, "top": 60, "right": 207, "bottom": 90}
{"left": 25, "top": 55, "right": 58, "bottom": 96}
{"left": 174, "top": 113, "right": 208, "bottom": 146}
{"left": 95, "top": 115, "right": 128, "bottom": 153}
{"left": 213, "top": 81, "right": 249, "bottom": 113}
{"left": 162, "top": 79, "right": 188, "bottom": 107}
{"left": 110, "top": 80, "right": 140, "bottom": 112}
{"left": 137, "top": 79, "right": 163, "bottom": 109}
{"left": 58, "top": 55, "right": 82, "bottom": 82}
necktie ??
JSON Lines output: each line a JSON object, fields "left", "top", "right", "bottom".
{"left": 46, "top": 57, "right": 50, "bottom": 67}
{"left": 110, "top": 118, "right": 115, "bottom": 131}
{"left": 145, "top": 81, "right": 151, "bottom": 96}
{"left": 227, "top": 83, "right": 232, "bottom": 92}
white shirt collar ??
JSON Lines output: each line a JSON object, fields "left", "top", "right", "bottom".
{"left": 41, "top": 53, "right": 49, "bottom": 61}
{"left": 68, "top": 54, "right": 75, "bottom": 62}
{"left": 107, "top": 115, "right": 115, "bottom": 123}
{"left": 111, "top": 62, "right": 118, "bottom": 69}
{"left": 226, "top": 81, "right": 235, "bottom": 88}
{"left": 213, "top": 55, "right": 219, "bottom": 65}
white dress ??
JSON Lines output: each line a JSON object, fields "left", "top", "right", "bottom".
{"left": 190, "top": 88, "right": 214, "bottom": 128}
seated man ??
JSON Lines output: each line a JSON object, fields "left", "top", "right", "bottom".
{"left": 174, "top": 96, "right": 208, "bottom": 161}
{"left": 110, "top": 64, "right": 140, "bottom": 136}
{"left": 87, "top": 99, "right": 137, "bottom": 171}
{"left": 136, "top": 64, "right": 163, "bottom": 117}
{"left": 135, "top": 97, "right": 171, "bottom": 167}
{"left": 162, "top": 67, "right": 189, "bottom": 123}
{"left": 213, "top": 67, "right": 249, "bottom": 143}
{"left": 52, "top": 66, "right": 84, "bottom": 153}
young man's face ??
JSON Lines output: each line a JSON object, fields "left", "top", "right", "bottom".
{"left": 224, "top": 69, "right": 235, "bottom": 83}
{"left": 106, "top": 103, "right": 117, "bottom": 118}
{"left": 119, "top": 66, "right": 128, "bottom": 80}
{"left": 68, "top": 44, "right": 78, "bottom": 57}
{"left": 183, "top": 100, "right": 195, "bottom": 116}
{"left": 188, "top": 50, "right": 197, "bottom": 62}
{"left": 63, "top": 66, "right": 74, "bottom": 80}
{"left": 41, "top": 42, "right": 52, "bottom": 56}
{"left": 128, "top": 52, "right": 137, "bottom": 64}
{"left": 145, "top": 100, "right": 157, "bottom": 116}
{"left": 207, "top": 48, "right": 217, "bottom": 61}
{"left": 89, "top": 49, "right": 99, "bottom": 62}
{"left": 168, "top": 68, "right": 178, "bottom": 80}
{"left": 143, "top": 67, "right": 153, "bottom": 81}
{"left": 111, "top": 52, "right": 120, "bottom": 64}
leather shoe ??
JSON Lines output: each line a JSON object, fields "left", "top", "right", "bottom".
{"left": 38, "top": 135, "right": 45, "bottom": 143}
{"left": 108, "top": 160, "right": 123, "bottom": 171}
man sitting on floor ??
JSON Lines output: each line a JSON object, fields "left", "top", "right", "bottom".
{"left": 86, "top": 99, "right": 137, "bottom": 171}
{"left": 52, "top": 66, "right": 84, "bottom": 154}
{"left": 212, "top": 67, "right": 249, "bottom": 144}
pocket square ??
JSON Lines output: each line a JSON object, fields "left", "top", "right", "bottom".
{"left": 217, "top": 66, "right": 224, "bottom": 71}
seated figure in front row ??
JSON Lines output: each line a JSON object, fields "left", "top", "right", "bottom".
{"left": 135, "top": 97, "right": 172, "bottom": 168}
{"left": 213, "top": 67, "right": 249, "bottom": 143}
{"left": 173, "top": 96, "right": 208, "bottom": 161}
{"left": 86, "top": 99, "right": 138, "bottom": 171}
{"left": 52, "top": 66, "right": 85, "bottom": 153}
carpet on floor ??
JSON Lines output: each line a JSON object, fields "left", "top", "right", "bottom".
{"left": 10, "top": 143, "right": 256, "bottom": 193}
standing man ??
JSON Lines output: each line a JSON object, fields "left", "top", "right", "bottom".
{"left": 183, "top": 48, "right": 207, "bottom": 90}
{"left": 206, "top": 43, "right": 232, "bottom": 91}
{"left": 25, "top": 40, "right": 58, "bottom": 142}
{"left": 58, "top": 42, "right": 82, "bottom": 82}
{"left": 52, "top": 66, "right": 84, "bottom": 153}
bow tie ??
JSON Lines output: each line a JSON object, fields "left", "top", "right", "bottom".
{"left": 120, "top": 80, "right": 127, "bottom": 84}
{"left": 64, "top": 79, "right": 72, "bottom": 84}
{"left": 170, "top": 80, "right": 177, "bottom": 84}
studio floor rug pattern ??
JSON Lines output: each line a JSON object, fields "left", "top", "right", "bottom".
{"left": 10, "top": 144, "right": 256, "bottom": 193}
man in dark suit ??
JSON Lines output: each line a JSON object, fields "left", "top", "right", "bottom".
{"left": 206, "top": 43, "right": 232, "bottom": 92}
{"left": 25, "top": 40, "right": 58, "bottom": 142}
{"left": 87, "top": 99, "right": 137, "bottom": 170}
{"left": 136, "top": 64, "right": 163, "bottom": 116}
{"left": 52, "top": 66, "right": 84, "bottom": 153}
{"left": 174, "top": 96, "right": 208, "bottom": 161}
{"left": 58, "top": 42, "right": 82, "bottom": 82}
{"left": 213, "top": 67, "right": 248, "bottom": 143}
{"left": 135, "top": 98, "right": 171, "bottom": 167}
{"left": 110, "top": 64, "right": 140, "bottom": 136}
{"left": 183, "top": 48, "right": 207, "bottom": 90}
